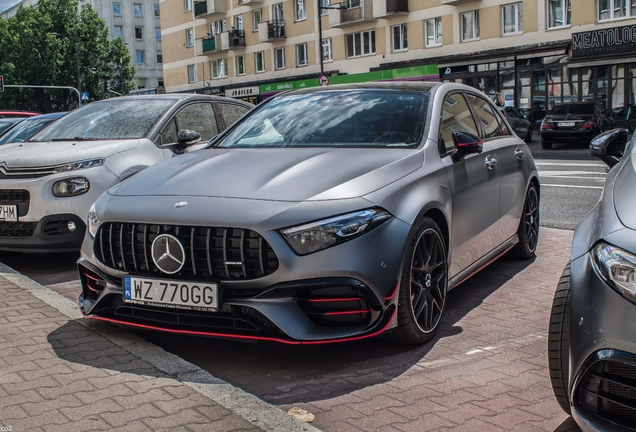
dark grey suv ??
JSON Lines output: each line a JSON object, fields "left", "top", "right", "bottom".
{"left": 540, "top": 102, "right": 615, "bottom": 149}
{"left": 548, "top": 128, "right": 636, "bottom": 430}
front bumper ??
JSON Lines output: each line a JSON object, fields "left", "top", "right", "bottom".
{"left": 569, "top": 254, "right": 636, "bottom": 431}
{"left": 78, "top": 215, "right": 411, "bottom": 343}
{"left": 541, "top": 128, "right": 599, "bottom": 144}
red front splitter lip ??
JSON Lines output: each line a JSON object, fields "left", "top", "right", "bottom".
{"left": 81, "top": 307, "right": 397, "bottom": 345}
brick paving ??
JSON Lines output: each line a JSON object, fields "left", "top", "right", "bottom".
{"left": 0, "top": 227, "right": 584, "bottom": 431}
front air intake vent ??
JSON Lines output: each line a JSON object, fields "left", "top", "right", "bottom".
{"left": 94, "top": 223, "right": 279, "bottom": 281}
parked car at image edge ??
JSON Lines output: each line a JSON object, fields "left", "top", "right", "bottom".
{"left": 0, "top": 112, "right": 67, "bottom": 145}
{"left": 500, "top": 106, "right": 533, "bottom": 143}
{"left": 77, "top": 82, "right": 540, "bottom": 345}
{"left": 549, "top": 128, "right": 636, "bottom": 430}
{"left": 540, "top": 102, "right": 615, "bottom": 149}
{"left": 0, "top": 94, "right": 252, "bottom": 252}
{"left": 0, "top": 110, "right": 40, "bottom": 118}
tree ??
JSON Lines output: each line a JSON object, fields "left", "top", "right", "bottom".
{"left": 0, "top": 0, "right": 135, "bottom": 112}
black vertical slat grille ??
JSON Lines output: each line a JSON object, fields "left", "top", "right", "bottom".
{"left": 95, "top": 222, "right": 279, "bottom": 280}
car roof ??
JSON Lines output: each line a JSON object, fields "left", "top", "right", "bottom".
{"left": 0, "top": 110, "right": 40, "bottom": 118}
{"left": 281, "top": 81, "right": 440, "bottom": 96}
{"left": 94, "top": 94, "right": 251, "bottom": 105}
{"left": 20, "top": 112, "right": 67, "bottom": 120}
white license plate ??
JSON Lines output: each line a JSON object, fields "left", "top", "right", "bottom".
{"left": 0, "top": 205, "right": 17, "bottom": 221}
{"left": 558, "top": 122, "right": 576, "bottom": 127}
{"left": 123, "top": 276, "right": 219, "bottom": 312}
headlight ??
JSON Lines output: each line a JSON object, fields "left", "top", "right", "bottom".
{"left": 592, "top": 242, "right": 636, "bottom": 304}
{"left": 280, "top": 208, "right": 392, "bottom": 255}
{"left": 54, "top": 158, "right": 104, "bottom": 173}
{"left": 87, "top": 202, "right": 100, "bottom": 238}
{"left": 52, "top": 177, "right": 90, "bottom": 197}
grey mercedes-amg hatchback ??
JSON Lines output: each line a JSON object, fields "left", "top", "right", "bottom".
{"left": 78, "top": 82, "right": 540, "bottom": 345}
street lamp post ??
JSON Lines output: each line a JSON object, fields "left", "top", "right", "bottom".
{"left": 317, "top": 1, "right": 346, "bottom": 76}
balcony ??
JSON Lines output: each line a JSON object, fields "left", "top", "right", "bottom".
{"left": 195, "top": 36, "right": 217, "bottom": 55}
{"left": 237, "top": 0, "right": 263, "bottom": 4}
{"left": 329, "top": 0, "right": 376, "bottom": 28}
{"left": 373, "top": 0, "right": 408, "bottom": 18}
{"left": 193, "top": 0, "right": 227, "bottom": 17}
{"left": 258, "top": 20, "right": 285, "bottom": 42}
{"left": 441, "top": 0, "right": 476, "bottom": 4}
{"left": 220, "top": 30, "right": 245, "bottom": 50}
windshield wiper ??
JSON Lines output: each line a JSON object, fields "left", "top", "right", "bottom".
{"left": 48, "top": 137, "right": 94, "bottom": 141}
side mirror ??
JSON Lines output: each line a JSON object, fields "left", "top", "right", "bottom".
{"left": 452, "top": 131, "right": 483, "bottom": 162}
{"left": 590, "top": 128, "right": 628, "bottom": 167}
{"left": 175, "top": 129, "right": 201, "bottom": 152}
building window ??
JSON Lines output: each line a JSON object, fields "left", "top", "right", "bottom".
{"left": 320, "top": 0, "right": 329, "bottom": 16}
{"left": 461, "top": 10, "right": 480, "bottom": 41}
{"left": 133, "top": 3, "right": 142, "bottom": 16}
{"left": 211, "top": 20, "right": 226, "bottom": 35}
{"left": 322, "top": 38, "right": 332, "bottom": 62}
{"left": 425, "top": 17, "right": 442, "bottom": 47}
{"left": 212, "top": 59, "right": 228, "bottom": 78}
{"left": 158, "top": 80, "right": 164, "bottom": 87}
{"left": 154, "top": 4, "right": 160, "bottom": 16}
{"left": 112, "top": 2, "right": 121, "bottom": 16}
{"left": 502, "top": 3, "right": 523, "bottom": 35}
{"left": 598, "top": 0, "right": 636, "bottom": 20}
{"left": 155, "top": 27, "right": 162, "bottom": 40}
{"left": 185, "top": 0, "right": 192, "bottom": 12}
{"left": 157, "top": 52, "right": 163, "bottom": 63}
{"left": 113, "top": 26, "right": 123, "bottom": 39}
{"left": 236, "top": 55, "right": 245, "bottom": 75}
{"left": 253, "top": 9, "right": 262, "bottom": 31}
{"left": 135, "top": 27, "right": 143, "bottom": 39}
{"left": 137, "top": 78, "right": 146, "bottom": 89}
{"left": 296, "top": 43, "right": 308, "bottom": 66}
{"left": 295, "top": 0, "right": 306, "bottom": 21}
{"left": 275, "top": 47, "right": 286, "bottom": 70}
{"left": 346, "top": 30, "right": 375, "bottom": 58}
{"left": 234, "top": 15, "right": 243, "bottom": 30}
{"left": 548, "top": 0, "right": 571, "bottom": 28}
{"left": 185, "top": 28, "right": 194, "bottom": 47}
{"left": 136, "top": 51, "right": 144, "bottom": 64}
{"left": 392, "top": 24, "right": 408, "bottom": 52}
{"left": 188, "top": 64, "right": 196, "bottom": 83}
{"left": 255, "top": 51, "right": 265, "bottom": 73}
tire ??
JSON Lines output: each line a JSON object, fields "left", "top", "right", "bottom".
{"left": 541, "top": 139, "right": 553, "bottom": 149}
{"left": 388, "top": 216, "right": 448, "bottom": 345}
{"left": 510, "top": 182, "right": 540, "bottom": 259}
{"left": 525, "top": 127, "right": 533, "bottom": 143}
{"left": 548, "top": 263, "right": 572, "bottom": 415}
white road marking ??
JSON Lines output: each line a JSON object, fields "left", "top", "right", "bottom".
{"left": 541, "top": 183, "right": 604, "bottom": 189}
{"left": 534, "top": 161, "right": 605, "bottom": 167}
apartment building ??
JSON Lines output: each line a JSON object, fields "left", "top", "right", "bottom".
{"left": 1, "top": 0, "right": 163, "bottom": 92}
{"left": 162, "top": 0, "right": 636, "bottom": 126}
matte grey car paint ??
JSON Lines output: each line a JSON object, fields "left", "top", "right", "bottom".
{"left": 78, "top": 82, "right": 539, "bottom": 343}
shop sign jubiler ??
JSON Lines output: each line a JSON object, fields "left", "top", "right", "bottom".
{"left": 572, "top": 24, "right": 636, "bottom": 57}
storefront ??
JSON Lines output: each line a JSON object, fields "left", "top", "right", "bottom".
{"left": 440, "top": 26, "right": 636, "bottom": 129}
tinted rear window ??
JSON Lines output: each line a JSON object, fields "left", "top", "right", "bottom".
{"left": 551, "top": 104, "right": 594, "bottom": 115}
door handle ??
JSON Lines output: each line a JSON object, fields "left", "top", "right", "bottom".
{"left": 514, "top": 148, "right": 524, "bottom": 160}
{"left": 485, "top": 156, "right": 497, "bottom": 170}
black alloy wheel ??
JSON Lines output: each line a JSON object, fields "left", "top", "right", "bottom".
{"left": 525, "top": 127, "right": 533, "bottom": 143}
{"left": 511, "top": 183, "right": 539, "bottom": 259}
{"left": 548, "top": 263, "right": 572, "bottom": 415}
{"left": 389, "top": 216, "right": 448, "bottom": 344}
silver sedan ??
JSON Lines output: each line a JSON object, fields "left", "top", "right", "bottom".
{"left": 78, "top": 82, "right": 540, "bottom": 345}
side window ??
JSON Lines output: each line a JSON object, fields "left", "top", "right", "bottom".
{"left": 175, "top": 103, "right": 218, "bottom": 141}
{"left": 439, "top": 94, "right": 479, "bottom": 155}
{"left": 160, "top": 119, "right": 178, "bottom": 145}
{"left": 217, "top": 103, "right": 251, "bottom": 128}
{"left": 466, "top": 94, "right": 510, "bottom": 138}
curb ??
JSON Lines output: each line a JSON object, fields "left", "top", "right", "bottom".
{"left": 0, "top": 262, "right": 321, "bottom": 432}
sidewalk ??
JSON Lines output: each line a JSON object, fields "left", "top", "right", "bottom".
{"left": 0, "top": 264, "right": 319, "bottom": 432}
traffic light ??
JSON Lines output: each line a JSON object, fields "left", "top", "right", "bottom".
{"left": 0, "top": 75, "right": 3, "bottom": 92}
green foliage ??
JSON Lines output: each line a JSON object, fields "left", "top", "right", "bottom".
{"left": 0, "top": 0, "right": 136, "bottom": 112}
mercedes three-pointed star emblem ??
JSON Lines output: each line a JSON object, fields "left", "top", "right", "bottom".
{"left": 151, "top": 234, "right": 186, "bottom": 274}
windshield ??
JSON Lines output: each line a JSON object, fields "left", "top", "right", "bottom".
{"left": 216, "top": 90, "right": 428, "bottom": 148}
{"left": 30, "top": 99, "right": 175, "bottom": 142}
{"left": 0, "top": 116, "right": 61, "bottom": 145}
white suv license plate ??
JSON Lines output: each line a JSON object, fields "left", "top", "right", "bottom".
{"left": 557, "top": 121, "right": 576, "bottom": 127}
{"left": 123, "top": 276, "right": 219, "bottom": 312}
{"left": 0, "top": 205, "right": 18, "bottom": 221}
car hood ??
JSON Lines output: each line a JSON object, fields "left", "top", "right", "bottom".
{"left": 109, "top": 147, "right": 423, "bottom": 201}
{"left": 614, "top": 153, "right": 636, "bottom": 230}
{"left": 0, "top": 139, "right": 139, "bottom": 167}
